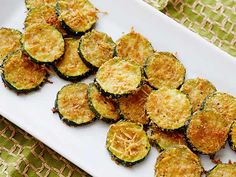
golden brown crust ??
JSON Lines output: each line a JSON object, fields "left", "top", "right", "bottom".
{"left": 119, "top": 84, "right": 152, "bottom": 125}
{"left": 187, "top": 110, "right": 230, "bottom": 154}
{"left": 181, "top": 78, "right": 216, "bottom": 112}
{"left": 25, "top": 0, "right": 57, "bottom": 9}
{"left": 207, "top": 163, "right": 236, "bottom": 177}
{"left": 155, "top": 145, "right": 203, "bottom": 177}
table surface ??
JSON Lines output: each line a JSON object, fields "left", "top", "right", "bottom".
{"left": 0, "top": 0, "right": 235, "bottom": 176}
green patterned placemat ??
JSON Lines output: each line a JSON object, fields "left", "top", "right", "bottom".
{"left": 0, "top": 0, "right": 235, "bottom": 177}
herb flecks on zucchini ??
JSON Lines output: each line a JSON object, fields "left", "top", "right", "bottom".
{"left": 25, "top": 0, "right": 57, "bottom": 9}
{"left": 2, "top": 50, "right": 47, "bottom": 93}
{"left": 88, "top": 83, "right": 120, "bottom": 123}
{"left": 144, "top": 52, "right": 186, "bottom": 89}
{"left": 181, "top": 78, "right": 216, "bottom": 112}
{"left": 79, "top": 30, "right": 116, "bottom": 69}
{"left": 155, "top": 145, "right": 203, "bottom": 177}
{"left": 95, "top": 57, "right": 142, "bottom": 98}
{"left": 0, "top": 28, "right": 21, "bottom": 62}
{"left": 118, "top": 84, "right": 152, "bottom": 125}
{"left": 207, "top": 163, "right": 236, "bottom": 177}
{"left": 229, "top": 121, "right": 236, "bottom": 152}
{"left": 53, "top": 38, "right": 92, "bottom": 81}
{"left": 25, "top": 5, "right": 67, "bottom": 36}
{"left": 55, "top": 83, "right": 96, "bottom": 126}
{"left": 106, "top": 121, "right": 150, "bottom": 166}
{"left": 202, "top": 92, "right": 236, "bottom": 124}
{"left": 57, "top": 0, "right": 98, "bottom": 34}
{"left": 22, "top": 24, "right": 64, "bottom": 64}
{"left": 148, "top": 123, "right": 187, "bottom": 152}
{"left": 146, "top": 88, "right": 192, "bottom": 130}
{"left": 186, "top": 110, "right": 230, "bottom": 155}
{"left": 116, "top": 29, "right": 154, "bottom": 66}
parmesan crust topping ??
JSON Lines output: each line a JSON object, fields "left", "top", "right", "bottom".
{"left": 187, "top": 110, "right": 230, "bottom": 154}
{"left": 146, "top": 88, "right": 192, "bottom": 130}
{"left": 57, "top": 83, "right": 95, "bottom": 124}
{"left": 116, "top": 29, "right": 154, "bottom": 66}
{"left": 207, "top": 163, "right": 236, "bottom": 177}
{"left": 119, "top": 84, "right": 152, "bottom": 125}
{"left": 155, "top": 145, "right": 203, "bottom": 177}
{"left": 3, "top": 50, "right": 46, "bottom": 90}
{"left": 0, "top": 28, "right": 21, "bottom": 62}
{"left": 55, "top": 38, "right": 90, "bottom": 76}
{"left": 181, "top": 78, "right": 216, "bottom": 112}
{"left": 106, "top": 121, "right": 150, "bottom": 163}
{"left": 79, "top": 30, "right": 115, "bottom": 68}
{"left": 22, "top": 24, "right": 64, "bottom": 63}
{"left": 96, "top": 57, "right": 142, "bottom": 95}
{"left": 57, "top": 0, "right": 97, "bottom": 33}
{"left": 145, "top": 52, "right": 186, "bottom": 89}
{"left": 25, "top": 0, "right": 57, "bottom": 9}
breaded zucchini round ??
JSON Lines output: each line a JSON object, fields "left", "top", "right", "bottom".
{"left": 207, "top": 163, "right": 236, "bottom": 177}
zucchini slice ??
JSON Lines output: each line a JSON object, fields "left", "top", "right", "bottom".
{"left": 202, "top": 92, "right": 236, "bottom": 124}
{"left": 55, "top": 83, "right": 96, "bottom": 126}
{"left": 2, "top": 50, "right": 47, "bottom": 93}
{"left": 144, "top": 52, "right": 186, "bottom": 89}
{"left": 25, "top": 0, "right": 57, "bottom": 9}
{"left": 22, "top": 24, "right": 64, "bottom": 64}
{"left": 180, "top": 78, "right": 217, "bottom": 112}
{"left": 106, "top": 121, "right": 150, "bottom": 166}
{"left": 0, "top": 28, "right": 21, "bottom": 62}
{"left": 155, "top": 145, "right": 203, "bottom": 177}
{"left": 118, "top": 84, "right": 152, "bottom": 125}
{"left": 78, "top": 30, "right": 116, "bottom": 69}
{"left": 25, "top": 5, "right": 67, "bottom": 36}
{"left": 146, "top": 88, "right": 192, "bottom": 130}
{"left": 229, "top": 121, "right": 236, "bottom": 152}
{"left": 95, "top": 57, "right": 142, "bottom": 98}
{"left": 148, "top": 123, "right": 187, "bottom": 152}
{"left": 56, "top": 0, "right": 98, "bottom": 34}
{"left": 207, "top": 163, "right": 236, "bottom": 177}
{"left": 186, "top": 110, "right": 230, "bottom": 155}
{"left": 116, "top": 29, "right": 154, "bottom": 66}
{"left": 53, "top": 38, "right": 92, "bottom": 81}
{"left": 88, "top": 83, "right": 120, "bottom": 123}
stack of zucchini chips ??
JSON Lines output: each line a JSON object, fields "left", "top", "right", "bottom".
{"left": 0, "top": 0, "right": 235, "bottom": 176}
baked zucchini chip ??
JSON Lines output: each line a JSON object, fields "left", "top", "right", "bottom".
{"left": 57, "top": 0, "right": 98, "bottom": 35}
{"left": 155, "top": 145, "right": 203, "bottom": 177}
{"left": 118, "top": 84, "right": 152, "bottom": 125}
{"left": 53, "top": 38, "right": 92, "bottom": 81}
{"left": 22, "top": 24, "right": 64, "bottom": 64}
{"left": 88, "top": 83, "right": 120, "bottom": 123}
{"left": 186, "top": 110, "right": 230, "bottom": 155}
{"left": 95, "top": 57, "right": 142, "bottom": 98}
{"left": 116, "top": 29, "right": 154, "bottom": 66}
{"left": 146, "top": 88, "right": 192, "bottom": 130}
{"left": 0, "top": 28, "right": 21, "bottom": 62}
{"left": 55, "top": 83, "right": 96, "bottom": 126}
{"left": 180, "top": 78, "right": 216, "bottom": 112}
{"left": 106, "top": 121, "right": 150, "bottom": 166}
{"left": 2, "top": 50, "right": 47, "bottom": 93}
{"left": 79, "top": 30, "right": 116, "bottom": 69}
{"left": 202, "top": 92, "right": 236, "bottom": 124}
{"left": 207, "top": 163, "right": 236, "bottom": 177}
{"left": 25, "top": 0, "right": 57, "bottom": 9}
{"left": 144, "top": 52, "right": 186, "bottom": 89}
{"left": 25, "top": 5, "right": 67, "bottom": 36}
{"left": 148, "top": 123, "right": 187, "bottom": 152}
{"left": 229, "top": 121, "right": 236, "bottom": 152}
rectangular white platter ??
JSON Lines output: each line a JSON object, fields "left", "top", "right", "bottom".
{"left": 0, "top": 0, "right": 236, "bottom": 176}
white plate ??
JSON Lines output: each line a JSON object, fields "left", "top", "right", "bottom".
{"left": 0, "top": 0, "right": 236, "bottom": 176}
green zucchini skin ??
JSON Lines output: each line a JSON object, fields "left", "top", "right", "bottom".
{"left": 1, "top": 50, "right": 47, "bottom": 93}
{"left": 229, "top": 121, "right": 236, "bottom": 152}
{"left": 78, "top": 30, "right": 116, "bottom": 70}
{"left": 56, "top": 0, "right": 97, "bottom": 35}
{"left": 87, "top": 83, "right": 120, "bottom": 123}
{"left": 55, "top": 83, "right": 96, "bottom": 126}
